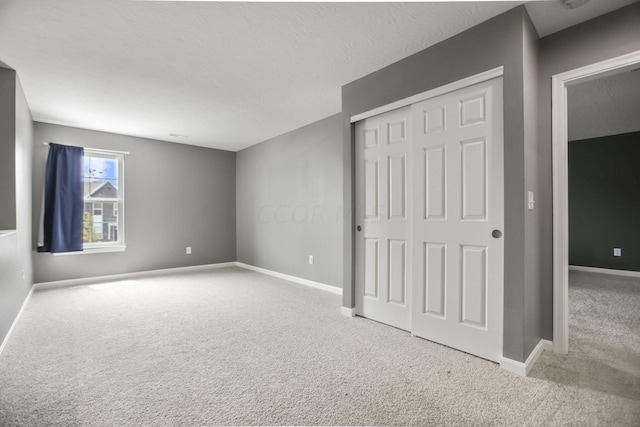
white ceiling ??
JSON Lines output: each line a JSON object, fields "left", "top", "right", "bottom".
{"left": 0, "top": 0, "right": 636, "bottom": 152}
{"left": 524, "top": 0, "right": 638, "bottom": 37}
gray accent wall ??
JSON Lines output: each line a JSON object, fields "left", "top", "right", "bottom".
{"left": 342, "top": 6, "right": 538, "bottom": 363}
{"left": 32, "top": 123, "right": 236, "bottom": 283}
{"left": 236, "top": 114, "right": 343, "bottom": 288}
{"left": 568, "top": 132, "right": 640, "bottom": 272}
{"left": 0, "top": 68, "right": 34, "bottom": 346}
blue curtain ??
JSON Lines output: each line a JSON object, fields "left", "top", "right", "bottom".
{"left": 38, "top": 143, "right": 84, "bottom": 253}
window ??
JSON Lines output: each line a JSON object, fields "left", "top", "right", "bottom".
{"left": 82, "top": 150, "right": 125, "bottom": 249}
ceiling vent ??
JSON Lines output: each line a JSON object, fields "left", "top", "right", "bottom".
{"left": 562, "top": 0, "right": 591, "bottom": 9}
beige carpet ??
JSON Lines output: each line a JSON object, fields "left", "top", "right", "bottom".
{"left": 0, "top": 267, "right": 638, "bottom": 426}
{"left": 529, "top": 270, "right": 640, "bottom": 402}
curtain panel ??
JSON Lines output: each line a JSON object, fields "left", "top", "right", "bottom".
{"left": 38, "top": 143, "right": 84, "bottom": 253}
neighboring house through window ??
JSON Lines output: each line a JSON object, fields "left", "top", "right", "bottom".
{"left": 83, "top": 149, "right": 125, "bottom": 249}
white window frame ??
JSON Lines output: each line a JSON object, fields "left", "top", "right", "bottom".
{"left": 82, "top": 149, "right": 126, "bottom": 252}
{"left": 113, "top": 202, "right": 118, "bottom": 217}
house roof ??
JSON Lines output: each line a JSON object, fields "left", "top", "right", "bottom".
{"left": 84, "top": 181, "right": 118, "bottom": 199}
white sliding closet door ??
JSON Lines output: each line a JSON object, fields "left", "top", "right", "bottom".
{"left": 411, "top": 77, "right": 504, "bottom": 362}
{"left": 355, "top": 106, "right": 412, "bottom": 331}
{"left": 355, "top": 76, "right": 504, "bottom": 362}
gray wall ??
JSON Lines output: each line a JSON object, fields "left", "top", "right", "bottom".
{"left": 522, "top": 12, "right": 547, "bottom": 363}
{"left": 236, "top": 114, "right": 343, "bottom": 288}
{"left": 0, "top": 67, "right": 16, "bottom": 230}
{"left": 0, "top": 68, "right": 34, "bottom": 345}
{"left": 32, "top": 123, "right": 236, "bottom": 283}
{"left": 342, "top": 6, "right": 535, "bottom": 362}
{"left": 568, "top": 132, "right": 640, "bottom": 272}
{"left": 568, "top": 71, "right": 640, "bottom": 141}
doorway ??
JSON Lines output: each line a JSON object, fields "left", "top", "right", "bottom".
{"left": 551, "top": 50, "right": 640, "bottom": 354}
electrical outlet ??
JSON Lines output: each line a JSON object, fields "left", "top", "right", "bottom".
{"left": 21, "top": 269, "right": 25, "bottom": 280}
{"left": 613, "top": 248, "right": 621, "bottom": 257}
{"left": 186, "top": 246, "right": 192, "bottom": 255}
{"left": 309, "top": 255, "right": 314, "bottom": 265}
{"left": 527, "top": 191, "right": 535, "bottom": 211}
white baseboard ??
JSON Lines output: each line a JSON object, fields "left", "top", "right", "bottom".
{"left": 569, "top": 265, "right": 640, "bottom": 278}
{"left": 33, "top": 262, "right": 344, "bottom": 298}
{"left": 235, "top": 262, "right": 342, "bottom": 295}
{"left": 0, "top": 286, "right": 34, "bottom": 357}
{"left": 340, "top": 306, "right": 356, "bottom": 317}
{"left": 500, "top": 339, "right": 553, "bottom": 377}
{"left": 34, "top": 262, "right": 238, "bottom": 290}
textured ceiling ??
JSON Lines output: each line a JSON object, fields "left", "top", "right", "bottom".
{"left": 525, "top": 0, "right": 638, "bottom": 37}
{"left": 568, "top": 69, "right": 640, "bottom": 141}
{"left": 0, "top": 1, "right": 635, "bottom": 151}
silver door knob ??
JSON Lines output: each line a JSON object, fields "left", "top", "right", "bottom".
{"left": 492, "top": 229, "right": 502, "bottom": 238}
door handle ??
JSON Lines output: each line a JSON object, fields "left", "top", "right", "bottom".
{"left": 492, "top": 229, "right": 502, "bottom": 239}
{"left": 357, "top": 225, "right": 362, "bottom": 232}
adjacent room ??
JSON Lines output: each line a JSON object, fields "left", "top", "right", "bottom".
{"left": 1, "top": 1, "right": 639, "bottom": 425}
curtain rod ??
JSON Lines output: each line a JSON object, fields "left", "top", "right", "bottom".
{"left": 43, "top": 142, "right": 130, "bottom": 155}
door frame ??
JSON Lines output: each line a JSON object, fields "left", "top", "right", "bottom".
{"left": 551, "top": 50, "right": 640, "bottom": 354}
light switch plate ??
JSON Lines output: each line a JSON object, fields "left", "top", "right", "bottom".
{"left": 527, "top": 191, "right": 535, "bottom": 211}
{"left": 614, "top": 248, "right": 621, "bottom": 257}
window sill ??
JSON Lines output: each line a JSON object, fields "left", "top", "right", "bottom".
{"left": 52, "top": 245, "right": 126, "bottom": 256}
{"left": 0, "top": 230, "right": 17, "bottom": 238}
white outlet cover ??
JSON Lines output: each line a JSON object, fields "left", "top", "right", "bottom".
{"left": 614, "top": 248, "right": 621, "bottom": 256}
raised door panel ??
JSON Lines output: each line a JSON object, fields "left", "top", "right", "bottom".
{"left": 460, "top": 245, "right": 487, "bottom": 328}
{"left": 364, "top": 159, "right": 380, "bottom": 220}
{"left": 423, "top": 242, "right": 446, "bottom": 318}
{"left": 388, "top": 239, "right": 406, "bottom": 305}
{"left": 460, "top": 137, "right": 487, "bottom": 221}
{"left": 364, "top": 238, "right": 379, "bottom": 298}
{"left": 388, "top": 154, "right": 406, "bottom": 220}
{"left": 424, "top": 146, "right": 447, "bottom": 220}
